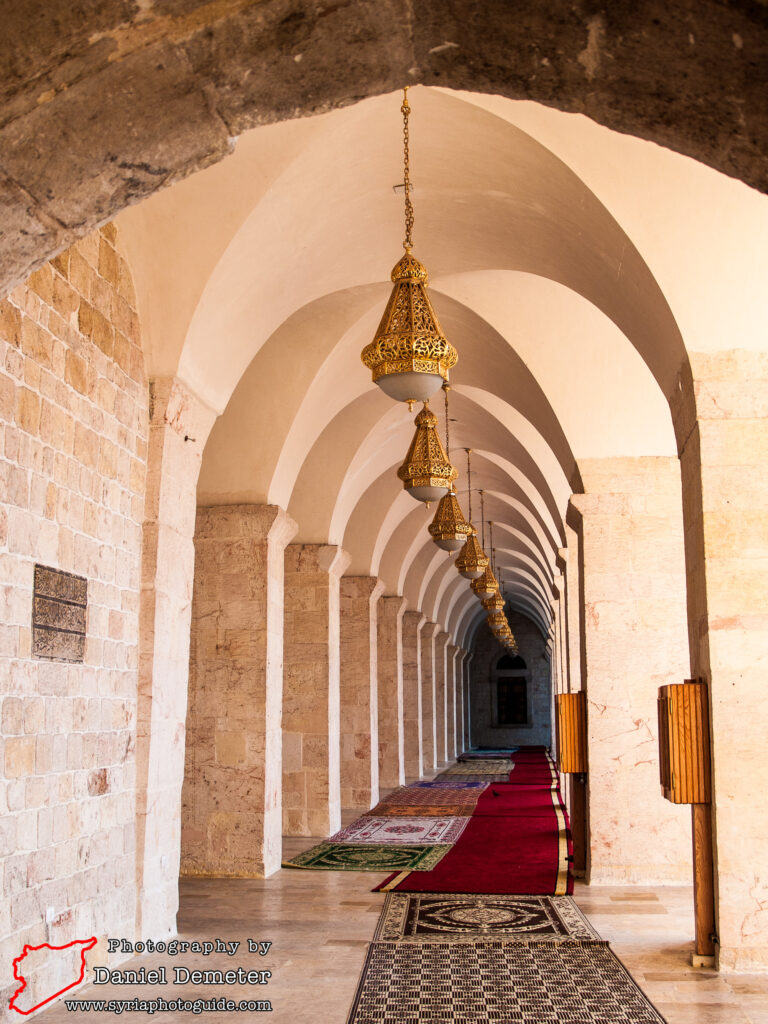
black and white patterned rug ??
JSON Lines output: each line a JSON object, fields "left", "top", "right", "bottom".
{"left": 347, "top": 941, "right": 668, "bottom": 1023}
{"left": 374, "top": 893, "right": 602, "bottom": 943}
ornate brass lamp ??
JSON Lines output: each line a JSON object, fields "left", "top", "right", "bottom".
{"left": 487, "top": 610, "right": 507, "bottom": 634}
{"left": 455, "top": 450, "right": 489, "bottom": 580}
{"left": 482, "top": 591, "right": 505, "bottom": 613}
{"left": 470, "top": 497, "right": 499, "bottom": 598}
{"left": 361, "top": 88, "right": 458, "bottom": 406}
{"left": 397, "top": 401, "right": 457, "bottom": 503}
{"left": 429, "top": 386, "right": 472, "bottom": 550}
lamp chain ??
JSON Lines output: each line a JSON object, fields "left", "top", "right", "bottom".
{"left": 465, "top": 448, "right": 472, "bottom": 522}
{"left": 489, "top": 521, "right": 495, "bottom": 574}
{"left": 480, "top": 490, "right": 486, "bottom": 550}
{"left": 443, "top": 384, "right": 451, "bottom": 459}
{"left": 402, "top": 87, "right": 414, "bottom": 252}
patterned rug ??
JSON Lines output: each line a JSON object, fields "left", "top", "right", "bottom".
{"left": 433, "top": 772, "right": 511, "bottom": 785}
{"left": 374, "top": 893, "right": 601, "bottom": 943}
{"left": 411, "top": 780, "right": 487, "bottom": 790}
{"left": 441, "top": 759, "right": 513, "bottom": 774}
{"left": 370, "top": 786, "right": 482, "bottom": 818}
{"left": 346, "top": 941, "right": 668, "bottom": 1023}
{"left": 282, "top": 842, "right": 451, "bottom": 872}
{"left": 330, "top": 816, "right": 470, "bottom": 845}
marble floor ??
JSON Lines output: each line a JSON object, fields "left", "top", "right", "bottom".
{"left": 35, "top": 832, "right": 768, "bottom": 1023}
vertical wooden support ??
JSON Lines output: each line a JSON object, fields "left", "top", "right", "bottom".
{"left": 658, "top": 679, "right": 715, "bottom": 964}
{"left": 692, "top": 802, "right": 716, "bottom": 959}
{"left": 571, "top": 773, "right": 587, "bottom": 875}
{"left": 555, "top": 693, "right": 588, "bottom": 875}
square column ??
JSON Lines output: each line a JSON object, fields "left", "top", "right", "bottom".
{"left": 447, "top": 644, "right": 461, "bottom": 759}
{"left": 435, "top": 631, "right": 451, "bottom": 764}
{"left": 560, "top": 527, "right": 583, "bottom": 691}
{"left": 184, "top": 504, "right": 297, "bottom": 877}
{"left": 402, "top": 611, "right": 426, "bottom": 781}
{"left": 570, "top": 457, "right": 691, "bottom": 886}
{"left": 340, "top": 576, "right": 385, "bottom": 812}
{"left": 283, "top": 543, "right": 350, "bottom": 836}
{"left": 420, "top": 621, "right": 440, "bottom": 772}
{"left": 462, "top": 652, "right": 473, "bottom": 751}
{"left": 377, "top": 596, "right": 407, "bottom": 789}
{"left": 674, "top": 352, "right": 768, "bottom": 970}
{"left": 456, "top": 650, "right": 469, "bottom": 754}
{"left": 136, "top": 377, "right": 216, "bottom": 935}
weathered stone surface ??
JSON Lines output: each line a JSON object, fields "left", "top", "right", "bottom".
{"left": 339, "top": 576, "right": 384, "bottom": 812}
{"left": 0, "top": 1, "right": 767, "bottom": 298}
{"left": 570, "top": 457, "right": 692, "bottom": 887}
{"left": 183, "top": 504, "right": 297, "bottom": 878}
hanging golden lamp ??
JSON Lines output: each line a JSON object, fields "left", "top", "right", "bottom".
{"left": 428, "top": 385, "right": 472, "bottom": 550}
{"left": 360, "top": 88, "right": 458, "bottom": 407}
{"left": 482, "top": 591, "right": 505, "bottom": 613}
{"left": 486, "top": 610, "right": 506, "bottom": 633}
{"left": 470, "top": 498, "right": 500, "bottom": 599}
{"left": 397, "top": 400, "right": 457, "bottom": 503}
{"left": 455, "top": 450, "right": 489, "bottom": 580}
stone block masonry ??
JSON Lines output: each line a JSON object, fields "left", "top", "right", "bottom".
{"left": 0, "top": 225, "right": 148, "bottom": 1012}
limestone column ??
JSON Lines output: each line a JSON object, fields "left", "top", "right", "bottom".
{"left": 462, "top": 652, "right": 473, "bottom": 751}
{"left": 456, "top": 650, "right": 467, "bottom": 755}
{"left": 434, "top": 631, "right": 450, "bottom": 764}
{"left": 674, "top": 352, "right": 768, "bottom": 970}
{"left": 283, "top": 543, "right": 350, "bottom": 836}
{"left": 560, "top": 527, "right": 583, "bottom": 692}
{"left": 569, "top": 457, "right": 691, "bottom": 886}
{"left": 377, "top": 596, "right": 407, "bottom": 789}
{"left": 420, "top": 621, "right": 440, "bottom": 772}
{"left": 136, "top": 377, "right": 216, "bottom": 936}
{"left": 402, "top": 611, "right": 425, "bottom": 782}
{"left": 339, "top": 576, "right": 385, "bottom": 812}
{"left": 183, "top": 505, "right": 297, "bottom": 877}
{"left": 447, "top": 644, "right": 461, "bottom": 759}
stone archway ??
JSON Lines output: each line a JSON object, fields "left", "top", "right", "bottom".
{"left": 2, "top": 0, "right": 767, "bottom": 298}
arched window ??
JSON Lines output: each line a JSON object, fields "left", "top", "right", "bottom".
{"left": 493, "top": 653, "right": 529, "bottom": 727}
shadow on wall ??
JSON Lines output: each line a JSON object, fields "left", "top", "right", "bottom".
{"left": 469, "top": 611, "right": 552, "bottom": 747}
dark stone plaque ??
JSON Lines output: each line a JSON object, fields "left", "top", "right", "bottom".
{"left": 32, "top": 565, "right": 87, "bottom": 662}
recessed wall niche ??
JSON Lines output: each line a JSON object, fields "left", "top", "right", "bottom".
{"left": 32, "top": 564, "right": 87, "bottom": 663}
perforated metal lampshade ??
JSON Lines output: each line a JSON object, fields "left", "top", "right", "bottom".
{"left": 428, "top": 487, "right": 472, "bottom": 551}
{"left": 482, "top": 591, "right": 505, "bottom": 612}
{"left": 455, "top": 527, "right": 489, "bottom": 580}
{"left": 361, "top": 253, "right": 458, "bottom": 405}
{"left": 470, "top": 564, "right": 499, "bottom": 600}
{"left": 397, "top": 401, "right": 457, "bottom": 503}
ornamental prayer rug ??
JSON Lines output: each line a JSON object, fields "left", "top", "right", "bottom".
{"left": 330, "top": 816, "right": 470, "bottom": 845}
{"left": 373, "top": 893, "right": 602, "bottom": 943}
{"left": 282, "top": 842, "right": 451, "bottom": 872}
{"left": 433, "top": 771, "right": 511, "bottom": 784}
{"left": 458, "top": 748, "right": 517, "bottom": 759}
{"left": 440, "top": 759, "right": 513, "bottom": 774}
{"left": 345, "top": 941, "right": 668, "bottom": 1024}
{"left": 411, "top": 780, "right": 488, "bottom": 790}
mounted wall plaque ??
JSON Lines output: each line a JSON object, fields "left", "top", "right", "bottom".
{"left": 555, "top": 691, "right": 587, "bottom": 773}
{"left": 657, "top": 679, "right": 711, "bottom": 804}
{"left": 32, "top": 564, "right": 87, "bottom": 663}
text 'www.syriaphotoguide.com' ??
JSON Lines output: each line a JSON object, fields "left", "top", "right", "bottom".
{"left": 63, "top": 997, "right": 272, "bottom": 1014}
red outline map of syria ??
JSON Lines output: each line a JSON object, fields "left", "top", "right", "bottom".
{"left": 10, "top": 937, "right": 97, "bottom": 1015}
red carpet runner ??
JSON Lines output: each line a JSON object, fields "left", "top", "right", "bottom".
{"left": 375, "top": 746, "right": 573, "bottom": 895}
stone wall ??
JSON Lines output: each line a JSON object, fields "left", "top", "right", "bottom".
{"left": 0, "top": 227, "right": 147, "bottom": 1009}
{"left": 572, "top": 457, "right": 691, "bottom": 886}
{"left": 469, "top": 612, "right": 552, "bottom": 749}
{"left": 182, "top": 505, "right": 296, "bottom": 878}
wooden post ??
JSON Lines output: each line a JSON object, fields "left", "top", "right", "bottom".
{"left": 571, "top": 773, "right": 587, "bottom": 875}
{"left": 692, "top": 802, "right": 716, "bottom": 962}
{"left": 657, "top": 680, "right": 716, "bottom": 966}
